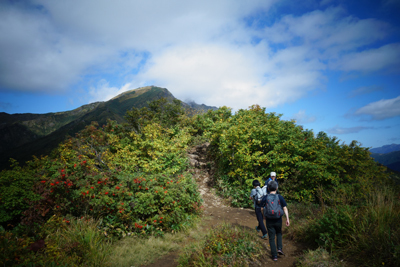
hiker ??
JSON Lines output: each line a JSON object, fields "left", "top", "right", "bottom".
{"left": 266, "top": 171, "right": 278, "bottom": 194}
{"left": 264, "top": 180, "right": 290, "bottom": 261}
{"left": 249, "top": 179, "right": 268, "bottom": 239}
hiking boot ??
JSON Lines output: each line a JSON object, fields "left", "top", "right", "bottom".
{"left": 272, "top": 256, "right": 278, "bottom": 261}
{"left": 262, "top": 233, "right": 268, "bottom": 239}
{"left": 278, "top": 249, "right": 285, "bottom": 255}
{"left": 255, "top": 226, "right": 260, "bottom": 232}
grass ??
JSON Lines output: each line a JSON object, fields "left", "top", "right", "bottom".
{"left": 177, "top": 223, "right": 267, "bottom": 267}
{"left": 295, "top": 247, "right": 346, "bottom": 267}
{"left": 287, "top": 186, "right": 400, "bottom": 267}
{"left": 44, "top": 217, "right": 112, "bottom": 266}
{"left": 107, "top": 215, "right": 205, "bottom": 266}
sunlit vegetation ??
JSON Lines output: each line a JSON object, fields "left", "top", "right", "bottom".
{"left": 0, "top": 100, "right": 399, "bottom": 266}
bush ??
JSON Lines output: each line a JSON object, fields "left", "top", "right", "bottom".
{"left": 0, "top": 159, "right": 41, "bottom": 226}
{"left": 296, "top": 186, "right": 400, "bottom": 267}
{"left": 200, "top": 105, "right": 388, "bottom": 207}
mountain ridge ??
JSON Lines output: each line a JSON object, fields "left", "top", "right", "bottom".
{"left": 370, "top": 143, "right": 400, "bottom": 154}
{"left": 0, "top": 86, "right": 217, "bottom": 170}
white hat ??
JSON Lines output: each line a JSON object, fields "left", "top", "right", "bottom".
{"left": 270, "top": 172, "right": 276, "bottom": 177}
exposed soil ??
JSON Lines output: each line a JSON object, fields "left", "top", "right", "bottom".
{"left": 143, "top": 143, "right": 306, "bottom": 267}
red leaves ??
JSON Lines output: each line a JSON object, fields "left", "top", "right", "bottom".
{"left": 134, "top": 222, "right": 143, "bottom": 229}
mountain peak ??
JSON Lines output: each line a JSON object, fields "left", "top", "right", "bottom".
{"left": 110, "top": 86, "right": 167, "bottom": 101}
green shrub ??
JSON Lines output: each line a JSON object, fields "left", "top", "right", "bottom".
{"left": 0, "top": 159, "right": 41, "bottom": 226}
{"left": 294, "top": 186, "right": 400, "bottom": 266}
{"left": 307, "top": 205, "right": 356, "bottom": 250}
{"left": 199, "top": 105, "right": 388, "bottom": 207}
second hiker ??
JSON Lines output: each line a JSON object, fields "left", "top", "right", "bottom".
{"left": 249, "top": 179, "right": 268, "bottom": 239}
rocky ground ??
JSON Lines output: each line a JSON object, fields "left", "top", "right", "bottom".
{"left": 143, "top": 143, "right": 305, "bottom": 267}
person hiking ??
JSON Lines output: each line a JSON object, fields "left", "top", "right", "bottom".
{"left": 264, "top": 180, "right": 290, "bottom": 261}
{"left": 249, "top": 180, "right": 268, "bottom": 239}
{"left": 266, "top": 171, "right": 279, "bottom": 194}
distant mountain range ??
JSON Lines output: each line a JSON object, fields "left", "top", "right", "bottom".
{"left": 370, "top": 144, "right": 400, "bottom": 154}
{"left": 0, "top": 86, "right": 217, "bottom": 170}
{"left": 370, "top": 144, "right": 400, "bottom": 173}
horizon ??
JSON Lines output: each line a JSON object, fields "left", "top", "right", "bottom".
{"left": 0, "top": 0, "right": 399, "bottom": 149}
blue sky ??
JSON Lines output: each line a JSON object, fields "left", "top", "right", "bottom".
{"left": 0, "top": 0, "right": 399, "bottom": 149}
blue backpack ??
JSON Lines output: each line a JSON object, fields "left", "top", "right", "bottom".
{"left": 254, "top": 187, "right": 266, "bottom": 207}
{"left": 262, "top": 194, "right": 284, "bottom": 219}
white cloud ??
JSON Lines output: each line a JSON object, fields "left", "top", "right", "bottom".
{"left": 327, "top": 125, "right": 373, "bottom": 134}
{"left": 262, "top": 7, "right": 388, "bottom": 55}
{"left": 348, "top": 85, "right": 384, "bottom": 98}
{"left": 0, "top": 0, "right": 275, "bottom": 94}
{"left": 292, "top": 110, "right": 316, "bottom": 124}
{"left": 333, "top": 43, "right": 400, "bottom": 73}
{"left": 0, "top": 0, "right": 398, "bottom": 112}
{"left": 88, "top": 79, "right": 138, "bottom": 103}
{"left": 354, "top": 95, "right": 400, "bottom": 120}
{"left": 129, "top": 42, "right": 325, "bottom": 110}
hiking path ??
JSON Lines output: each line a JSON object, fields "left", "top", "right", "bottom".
{"left": 143, "top": 143, "right": 306, "bottom": 267}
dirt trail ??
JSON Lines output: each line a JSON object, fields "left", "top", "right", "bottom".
{"left": 144, "top": 143, "right": 305, "bottom": 267}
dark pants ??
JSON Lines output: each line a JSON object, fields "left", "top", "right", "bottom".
{"left": 266, "top": 219, "right": 282, "bottom": 257}
{"left": 255, "top": 206, "right": 267, "bottom": 235}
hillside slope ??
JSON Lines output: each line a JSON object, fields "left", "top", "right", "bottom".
{"left": 370, "top": 150, "right": 400, "bottom": 172}
{"left": 0, "top": 86, "right": 217, "bottom": 170}
{"left": 370, "top": 143, "right": 400, "bottom": 154}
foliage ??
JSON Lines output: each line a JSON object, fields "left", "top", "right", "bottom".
{"left": 125, "top": 97, "right": 185, "bottom": 134}
{"left": 0, "top": 226, "right": 34, "bottom": 266}
{"left": 108, "top": 216, "right": 201, "bottom": 267}
{"left": 19, "top": 121, "right": 201, "bottom": 238}
{"left": 42, "top": 216, "right": 112, "bottom": 267}
{"left": 0, "top": 159, "right": 41, "bottom": 226}
{"left": 307, "top": 206, "right": 356, "bottom": 250}
{"left": 0, "top": 216, "right": 111, "bottom": 267}
{"left": 178, "top": 223, "right": 266, "bottom": 267}
{"left": 295, "top": 247, "right": 346, "bottom": 267}
{"left": 291, "top": 186, "right": 400, "bottom": 267}
{"left": 197, "top": 104, "right": 389, "bottom": 207}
